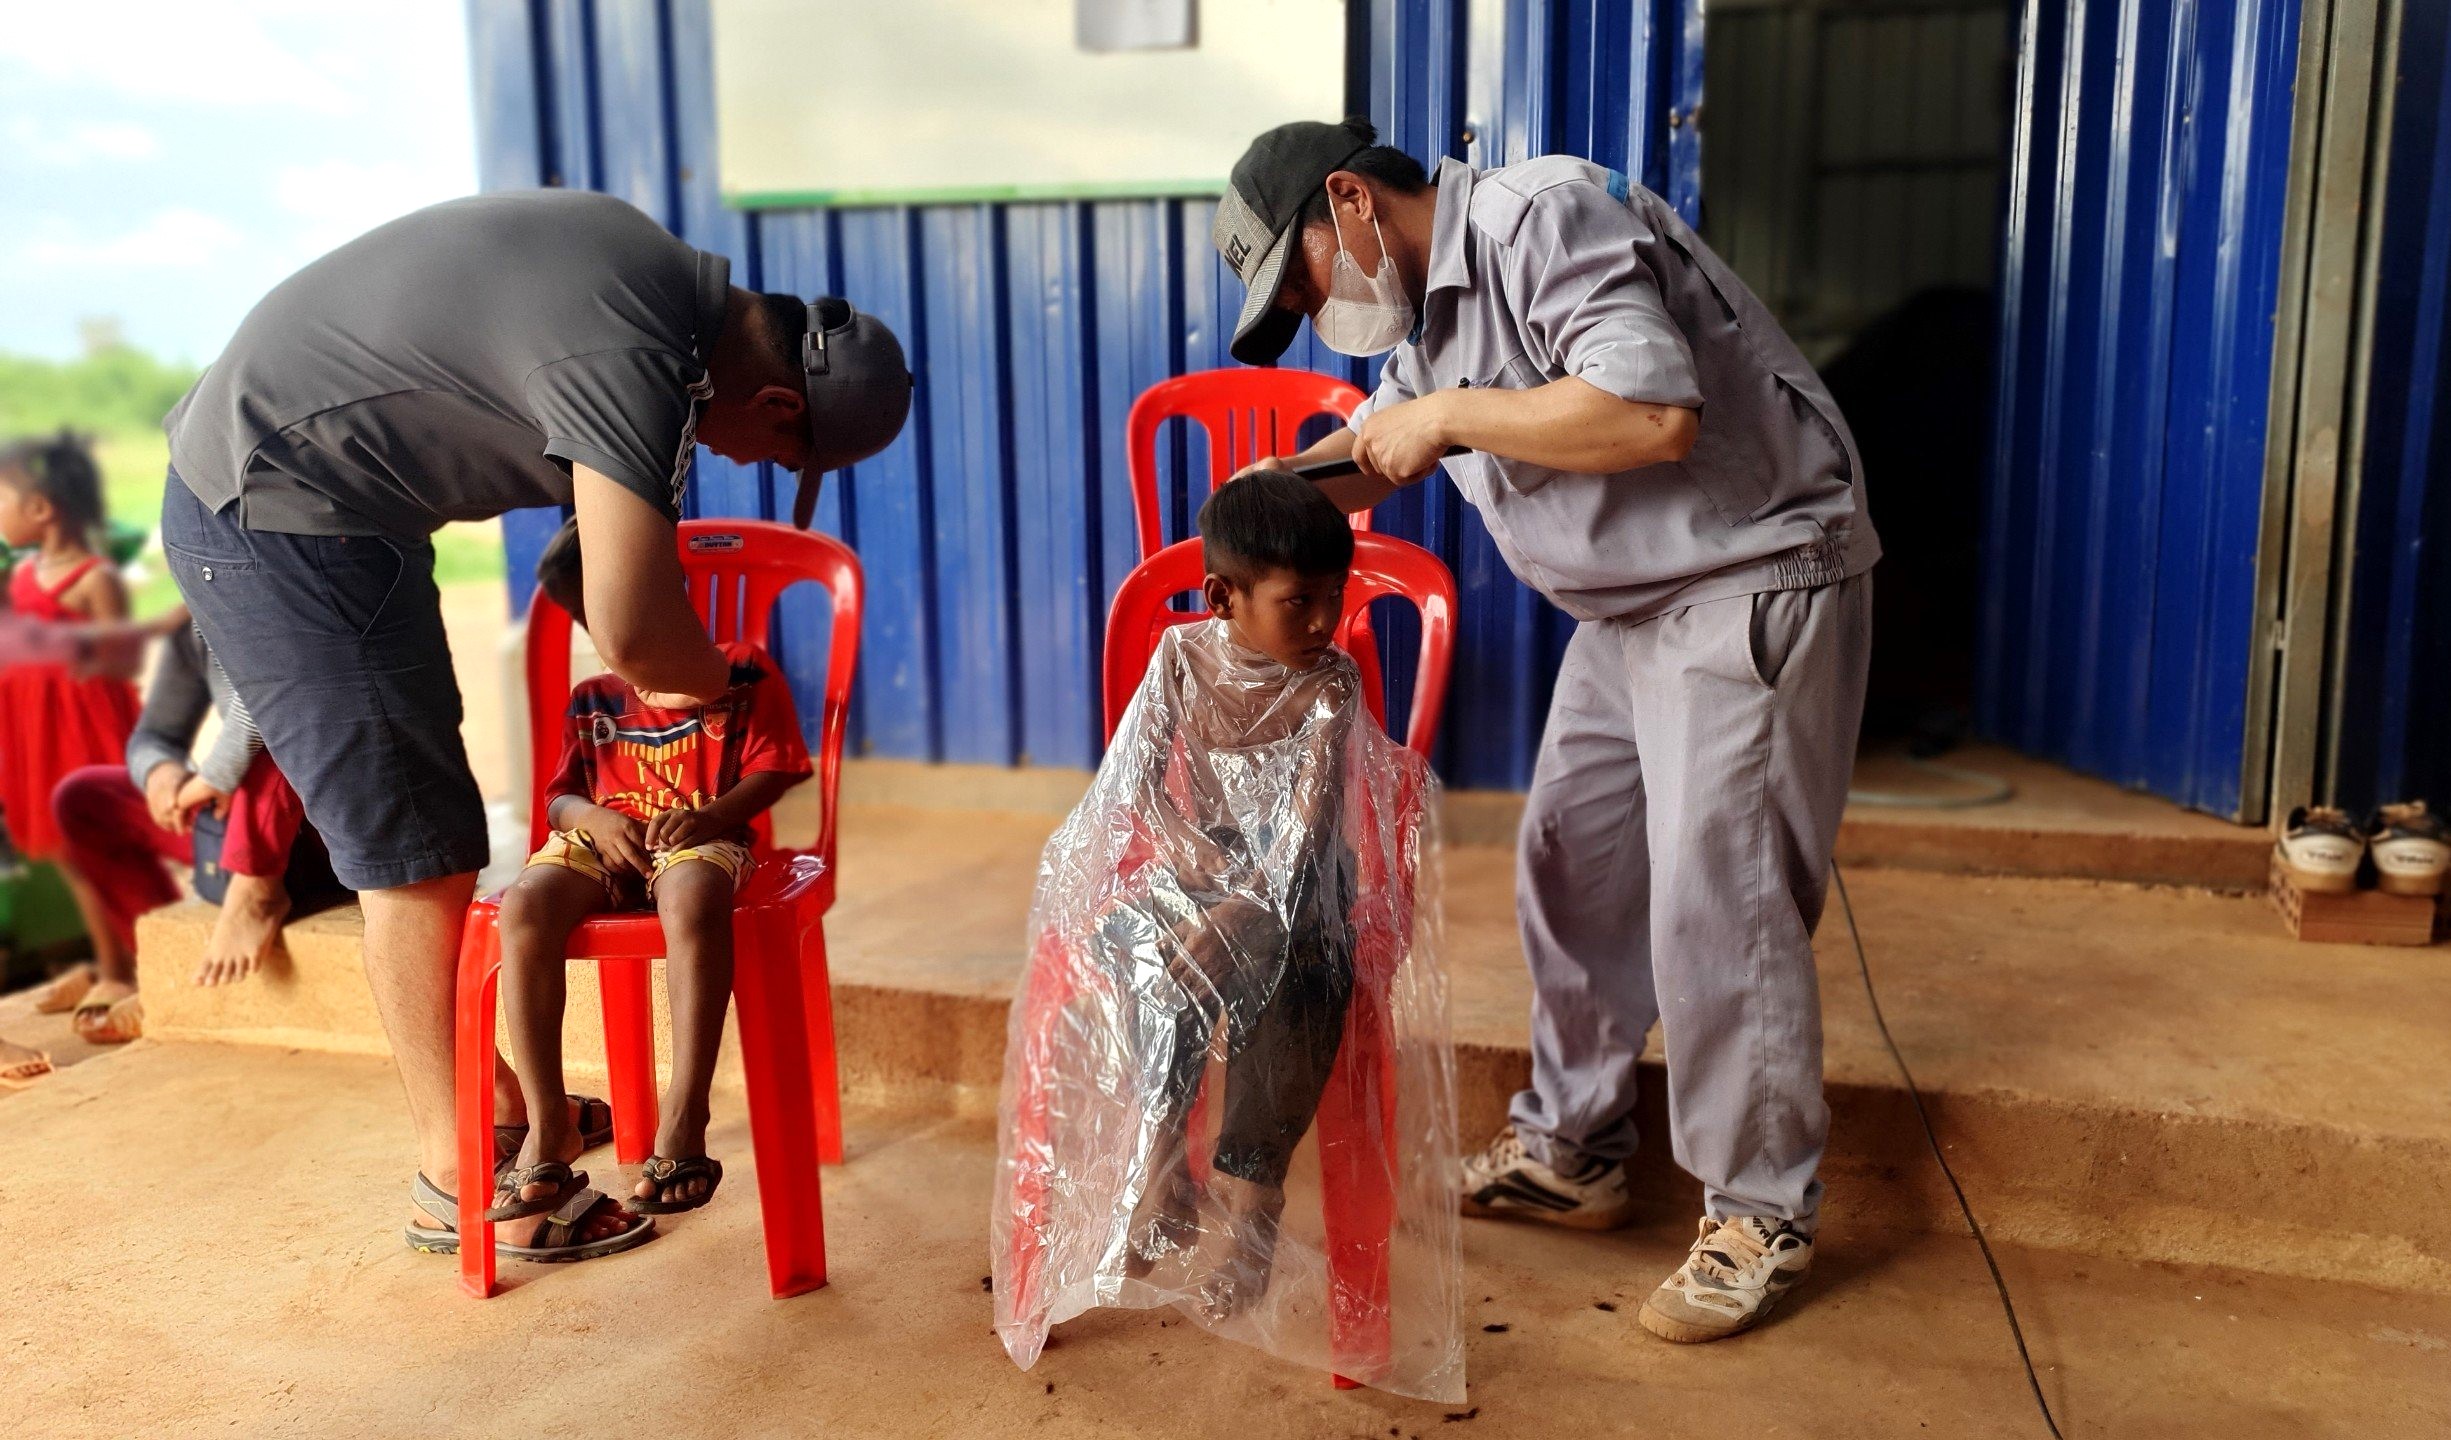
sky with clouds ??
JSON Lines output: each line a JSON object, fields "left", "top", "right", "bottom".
{"left": 1, "top": 1, "right": 477, "bottom": 363}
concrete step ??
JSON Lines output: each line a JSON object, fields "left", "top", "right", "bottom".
{"left": 5, "top": 1042, "right": 2447, "bottom": 1437}
{"left": 829, "top": 742, "right": 2276, "bottom": 890}
{"left": 140, "top": 800, "right": 2451, "bottom": 1297}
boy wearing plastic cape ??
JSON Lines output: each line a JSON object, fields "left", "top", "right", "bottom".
{"left": 993, "top": 472, "right": 1462, "bottom": 1401}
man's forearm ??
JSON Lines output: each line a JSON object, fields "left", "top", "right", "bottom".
{"left": 1433, "top": 377, "right": 1697, "bottom": 474}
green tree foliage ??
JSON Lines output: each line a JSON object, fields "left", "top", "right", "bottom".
{"left": 0, "top": 344, "right": 202, "bottom": 442}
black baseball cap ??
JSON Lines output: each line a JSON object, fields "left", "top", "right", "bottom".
{"left": 1214, "top": 118, "right": 1378, "bottom": 366}
{"left": 794, "top": 297, "right": 915, "bottom": 528}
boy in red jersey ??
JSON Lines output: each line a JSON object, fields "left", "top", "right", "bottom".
{"left": 490, "top": 522, "right": 811, "bottom": 1235}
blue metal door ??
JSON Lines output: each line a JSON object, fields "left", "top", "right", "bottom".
{"left": 1980, "top": 0, "right": 2304, "bottom": 819}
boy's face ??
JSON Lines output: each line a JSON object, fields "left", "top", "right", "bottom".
{"left": 1205, "top": 565, "right": 1348, "bottom": 670}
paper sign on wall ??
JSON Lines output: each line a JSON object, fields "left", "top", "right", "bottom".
{"left": 711, "top": 0, "right": 1345, "bottom": 208}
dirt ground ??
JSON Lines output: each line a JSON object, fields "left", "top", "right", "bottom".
{"left": 4, "top": 1041, "right": 2447, "bottom": 1439}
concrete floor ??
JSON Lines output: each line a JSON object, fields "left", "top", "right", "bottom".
{"left": 4, "top": 1041, "right": 2446, "bottom": 1439}
{"left": 132, "top": 798, "right": 2451, "bottom": 1291}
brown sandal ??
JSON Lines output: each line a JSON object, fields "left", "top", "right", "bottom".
{"left": 486, "top": 1161, "right": 589, "bottom": 1222}
{"left": 627, "top": 1155, "right": 722, "bottom": 1214}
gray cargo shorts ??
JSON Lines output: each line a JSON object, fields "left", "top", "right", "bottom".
{"left": 159, "top": 471, "right": 489, "bottom": 891}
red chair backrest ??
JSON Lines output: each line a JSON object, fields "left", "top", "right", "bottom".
{"left": 522, "top": 520, "right": 863, "bottom": 871}
{"left": 1126, "top": 368, "right": 1369, "bottom": 559}
{"left": 1100, "top": 532, "right": 1457, "bottom": 758}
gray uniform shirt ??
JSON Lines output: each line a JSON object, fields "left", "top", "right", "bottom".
{"left": 166, "top": 189, "right": 729, "bottom": 538}
{"left": 1353, "top": 157, "right": 1880, "bottom": 623}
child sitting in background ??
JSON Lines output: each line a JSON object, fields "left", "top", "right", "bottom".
{"left": 0, "top": 433, "right": 143, "bottom": 1042}
{"left": 490, "top": 521, "right": 812, "bottom": 1228}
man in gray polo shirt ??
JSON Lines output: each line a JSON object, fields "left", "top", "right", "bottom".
{"left": 1217, "top": 120, "right": 1877, "bottom": 1343}
{"left": 161, "top": 188, "right": 910, "bottom": 1259}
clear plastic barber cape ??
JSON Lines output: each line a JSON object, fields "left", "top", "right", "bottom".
{"left": 993, "top": 618, "right": 1462, "bottom": 1402}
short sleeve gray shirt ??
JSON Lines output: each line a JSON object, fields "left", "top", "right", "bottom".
{"left": 1354, "top": 157, "right": 1880, "bottom": 623}
{"left": 167, "top": 189, "right": 730, "bottom": 539}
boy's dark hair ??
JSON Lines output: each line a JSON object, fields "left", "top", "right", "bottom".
{"left": 536, "top": 517, "right": 585, "bottom": 626}
{"left": 0, "top": 431, "right": 105, "bottom": 542}
{"left": 1301, "top": 124, "right": 1431, "bottom": 229}
{"left": 1198, "top": 470, "right": 1354, "bottom": 586}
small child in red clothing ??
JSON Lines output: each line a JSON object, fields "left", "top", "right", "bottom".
{"left": 0, "top": 434, "right": 140, "bottom": 856}
{"left": 492, "top": 522, "right": 812, "bottom": 1224}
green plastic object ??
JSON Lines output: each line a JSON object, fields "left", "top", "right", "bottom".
{"left": 0, "top": 862, "right": 94, "bottom": 984}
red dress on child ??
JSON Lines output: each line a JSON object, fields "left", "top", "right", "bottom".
{"left": 0, "top": 556, "right": 142, "bottom": 858}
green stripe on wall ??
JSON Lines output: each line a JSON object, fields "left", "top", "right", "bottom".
{"left": 724, "top": 178, "right": 1230, "bottom": 210}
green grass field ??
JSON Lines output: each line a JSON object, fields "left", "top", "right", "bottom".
{"left": 5, "top": 347, "right": 508, "bottom": 619}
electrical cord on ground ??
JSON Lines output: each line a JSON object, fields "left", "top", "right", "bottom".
{"left": 1829, "top": 861, "right": 2064, "bottom": 1439}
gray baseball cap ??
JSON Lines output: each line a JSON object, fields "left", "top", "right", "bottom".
{"left": 795, "top": 297, "right": 914, "bottom": 528}
{"left": 1214, "top": 118, "right": 1377, "bottom": 366}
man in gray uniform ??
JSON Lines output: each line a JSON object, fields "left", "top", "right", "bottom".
{"left": 162, "top": 188, "right": 910, "bottom": 1259}
{"left": 1216, "top": 120, "right": 1876, "bottom": 1342}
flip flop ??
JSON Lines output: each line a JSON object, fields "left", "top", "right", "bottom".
{"left": 626, "top": 1155, "right": 723, "bottom": 1214}
{"left": 492, "top": 1094, "right": 616, "bottom": 1170}
{"left": 404, "top": 1173, "right": 655, "bottom": 1264}
{"left": 71, "top": 992, "right": 144, "bottom": 1045}
{"left": 487, "top": 1160, "right": 589, "bottom": 1222}
{"left": 0, "top": 1046, "right": 53, "bottom": 1089}
{"left": 31, "top": 965, "right": 94, "bottom": 1015}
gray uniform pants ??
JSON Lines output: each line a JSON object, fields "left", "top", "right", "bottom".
{"left": 1509, "top": 574, "right": 1871, "bottom": 1226}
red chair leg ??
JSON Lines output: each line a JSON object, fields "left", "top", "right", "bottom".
{"left": 731, "top": 906, "right": 828, "bottom": 1298}
{"left": 799, "top": 914, "right": 844, "bottom": 1165}
{"left": 1317, "top": 986, "right": 1395, "bottom": 1388}
{"left": 598, "top": 954, "right": 659, "bottom": 1166}
{"left": 454, "top": 909, "right": 504, "bottom": 1298}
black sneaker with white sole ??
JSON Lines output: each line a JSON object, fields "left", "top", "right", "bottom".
{"left": 1458, "top": 1125, "right": 1633, "bottom": 1230}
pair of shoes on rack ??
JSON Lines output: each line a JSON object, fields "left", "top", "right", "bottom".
{"left": 2278, "top": 801, "right": 2451, "bottom": 895}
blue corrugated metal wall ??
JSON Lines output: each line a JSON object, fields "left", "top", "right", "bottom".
{"left": 1979, "top": 0, "right": 2302, "bottom": 819}
{"left": 470, "top": 0, "right": 1700, "bottom": 788}
{"left": 2332, "top": 3, "right": 2451, "bottom": 811}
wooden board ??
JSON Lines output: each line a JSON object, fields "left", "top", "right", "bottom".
{"left": 2269, "top": 853, "right": 2442, "bottom": 945}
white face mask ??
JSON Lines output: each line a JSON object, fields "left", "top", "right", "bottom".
{"left": 1311, "top": 193, "right": 1414, "bottom": 356}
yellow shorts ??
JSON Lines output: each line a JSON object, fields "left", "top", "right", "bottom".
{"left": 523, "top": 827, "right": 754, "bottom": 907}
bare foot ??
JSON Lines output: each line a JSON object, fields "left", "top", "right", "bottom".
{"left": 194, "top": 874, "right": 291, "bottom": 987}
{"left": 71, "top": 981, "right": 143, "bottom": 1044}
{"left": 1124, "top": 1146, "right": 1200, "bottom": 1279}
{"left": 31, "top": 964, "right": 94, "bottom": 1014}
{"left": 1195, "top": 1173, "right": 1287, "bottom": 1322}
{"left": 0, "top": 1036, "right": 52, "bottom": 1086}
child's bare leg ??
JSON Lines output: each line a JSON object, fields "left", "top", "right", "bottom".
{"left": 639, "top": 858, "right": 732, "bottom": 1205}
{"left": 496, "top": 865, "right": 610, "bottom": 1201}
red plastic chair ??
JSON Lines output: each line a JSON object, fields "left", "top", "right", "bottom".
{"left": 1125, "top": 368, "right": 1370, "bottom": 559}
{"left": 1010, "top": 531, "right": 1455, "bottom": 1389}
{"left": 1124, "top": 370, "right": 1391, "bottom": 729}
{"left": 452, "top": 520, "right": 861, "bottom": 1300}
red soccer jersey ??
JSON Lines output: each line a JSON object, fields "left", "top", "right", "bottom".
{"left": 542, "top": 642, "right": 812, "bottom": 838}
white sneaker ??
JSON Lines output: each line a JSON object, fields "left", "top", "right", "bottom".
{"left": 2369, "top": 802, "right": 2451, "bottom": 897}
{"left": 1638, "top": 1215, "right": 1814, "bottom": 1343}
{"left": 1458, "top": 1125, "right": 1633, "bottom": 1230}
{"left": 2277, "top": 806, "right": 2364, "bottom": 893}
